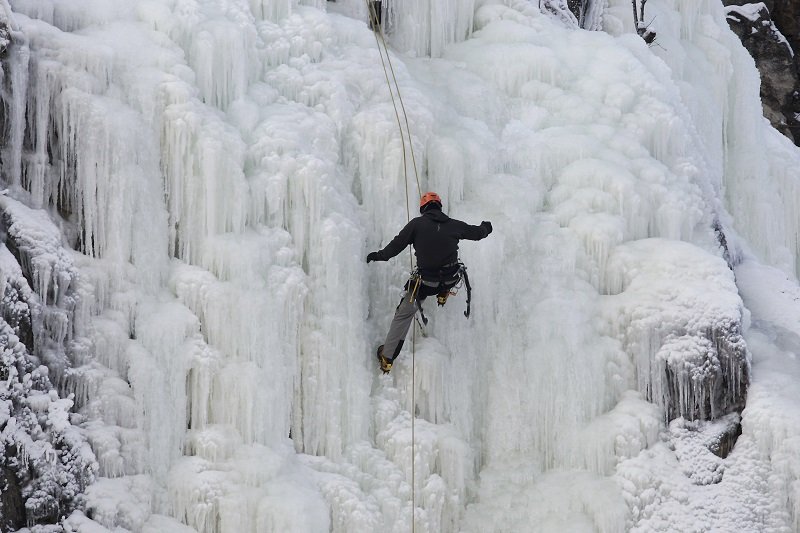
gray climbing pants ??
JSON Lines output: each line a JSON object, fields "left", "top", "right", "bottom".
{"left": 382, "top": 276, "right": 460, "bottom": 360}
{"left": 382, "top": 291, "right": 418, "bottom": 361}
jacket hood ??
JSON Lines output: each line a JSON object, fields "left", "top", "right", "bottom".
{"left": 423, "top": 208, "right": 450, "bottom": 222}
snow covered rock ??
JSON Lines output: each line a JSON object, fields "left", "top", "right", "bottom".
{"left": 724, "top": 2, "right": 800, "bottom": 144}
{"left": 0, "top": 0, "right": 12, "bottom": 54}
{"left": 537, "top": 0, "right": 603, "bottom": 30}
{"left": 1, "top": 197, "right": 81, "bottom": 376}
{"left": 0, "top": 12, "right": 9, "bottom": 56}
{"left": 603, "top": 239, "right": 749, "bottom": 423}
{"left": 0, "top": 307, "right": 97, "bottom": 531}
{"left": 669, "top": 414, "right": 742, "bottom": 485}
{"left": 0, "top": 197, "right": 98, "bottom": 530}
{"left": 540, "top": 0, "right": 579, "bottom": 27}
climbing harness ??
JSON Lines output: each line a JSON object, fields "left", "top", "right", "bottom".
{"left": 406, "top": 261, "right": 473, "bottom": 324}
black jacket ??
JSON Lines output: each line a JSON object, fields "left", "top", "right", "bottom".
{"left": 373, "top": 208, "right": 489, "bottom": 270}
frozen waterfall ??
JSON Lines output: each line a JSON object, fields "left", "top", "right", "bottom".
{"left": 1, "top": 0, "right": 800, "bottom": 531}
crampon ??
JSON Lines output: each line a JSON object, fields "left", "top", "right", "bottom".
{"left": 376, "top": 345, "right": 393, "bottom": 374}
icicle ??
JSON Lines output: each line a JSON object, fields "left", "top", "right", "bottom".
{"left": 5, "top": 29, "right": 29, "bottom": 188}
{"left": 249, "top": 0, "right": 291, "bottom": 22}
{"left": 388, "top": 0, "right": 475, "bottom": 58}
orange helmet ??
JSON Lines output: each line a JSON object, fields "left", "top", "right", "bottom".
{"left": 419, "top": 192, "right": 442, "bottom": 211}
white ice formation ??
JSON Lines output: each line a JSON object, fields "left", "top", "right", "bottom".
{"left": 1, "top": 0, "right": 800, "bottom": 531}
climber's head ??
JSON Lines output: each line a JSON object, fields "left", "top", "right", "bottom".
{"left": 419, "top": 192, "right": 442, "bottom": 213}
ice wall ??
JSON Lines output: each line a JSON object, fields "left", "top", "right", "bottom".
{"left": 384, "top": 0, "right": 476, "bottom": 57}
{"left": 604, "top": 0, "right": 800, "bottom": 276}
{"left": 0, "top": 0, "right": 799, "bottom": 531}
{"left": 736, "top": 261, "right": 800, "bottom": 532}
{"left": 3, "top": 0, "right": 361, "bottom": 529}
{"left": 319, "top": 0, "right": 477, "bottom": 57}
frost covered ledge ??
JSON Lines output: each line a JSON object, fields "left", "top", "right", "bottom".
{"left": 602, "top": 239, "right": 749, "bottom": 426}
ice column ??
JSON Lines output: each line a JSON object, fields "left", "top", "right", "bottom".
{"left": 388, "top": 0, "right": 475, "bottom": 57}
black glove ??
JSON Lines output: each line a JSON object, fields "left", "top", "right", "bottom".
{"left": 481, "top": 221, "right": 493, "bottom": 235}
{"left": 366, "top": 251, "right": 380, "bottom": 263}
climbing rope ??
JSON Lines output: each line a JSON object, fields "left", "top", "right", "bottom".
{"left": 364, "top": 2, "right": 420, "bottom": 530}
{"left": 366, "top": 1, "right": 423, "bottom": 196}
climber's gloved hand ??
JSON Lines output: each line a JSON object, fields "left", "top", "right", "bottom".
{"left": 366, "top": 252, "right": 380, "bottom": 263}
{"left": 481, "top": 221, "right": 493, "bottom": 235}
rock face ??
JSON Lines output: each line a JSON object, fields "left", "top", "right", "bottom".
{"left": 669, "top": 414, "right": 742, "bottom": 486}
{"left": 660, "top": 322, "right": 749, "bottom": 422}
{"left": 724, "top": 2, "right": 800, "bottom": 145}
{"left": 770, "top": 0, "right": 800, "bottom": 55}
{"left": 541, "top": 0, "right": 580, "bottom": 27}
{"left": 568, "top": 0, "right": 586, "bottom": 24}
{"left": 563, "top": 0, "right": 605, "bottom": 29}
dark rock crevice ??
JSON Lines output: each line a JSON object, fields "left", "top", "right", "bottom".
{"left": 724, "top": 1, "right": 800, "bottom": 145}
{"left": 0, "top": 463, "right": 25, "bottom": 531}
{"left": 658, "top": 321, "right": 749, "bottom": 424}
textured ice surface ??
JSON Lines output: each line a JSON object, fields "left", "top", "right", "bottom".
{"left": 1, "top": 0, "right": 800, "bottom": 531}
{"left": 602, "top": 239, "right": 749, "bottom": 422}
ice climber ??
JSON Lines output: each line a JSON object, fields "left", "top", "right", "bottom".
{"left": 366, "top": 192, "right": 493, "bottom": 373}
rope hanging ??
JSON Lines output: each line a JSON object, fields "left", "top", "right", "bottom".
{"left": 364, "top": 2, "right": 421, "bottom": 531}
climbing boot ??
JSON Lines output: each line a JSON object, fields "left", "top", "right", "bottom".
{"left": 376, "top": 345, "right": 392, "bottom": 374}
